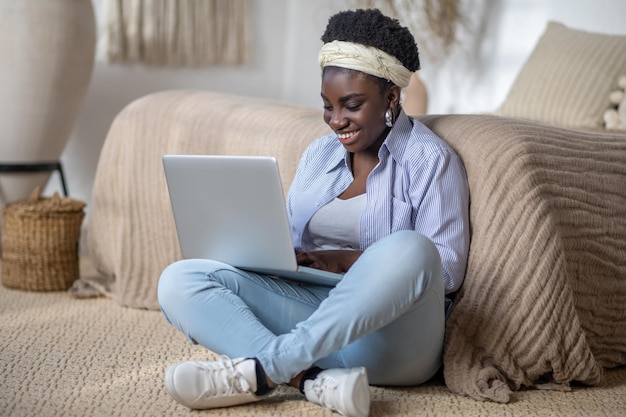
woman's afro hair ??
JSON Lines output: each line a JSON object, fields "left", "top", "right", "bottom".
{"left": 321, "top": 8, "right": 420, "bottom": 72}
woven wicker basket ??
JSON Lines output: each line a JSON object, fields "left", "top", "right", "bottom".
{"left": 1, "top": 188, "right": 86, "bottom": 291}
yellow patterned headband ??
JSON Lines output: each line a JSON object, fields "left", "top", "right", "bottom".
{"left": 318, "top": 40, "right": 412, "bottom": 88}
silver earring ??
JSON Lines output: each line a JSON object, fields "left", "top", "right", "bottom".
{"left": 385, "top": 108, "right": 394, "bottom": 127}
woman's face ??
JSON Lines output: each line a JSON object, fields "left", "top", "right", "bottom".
{"left": 321, "top": 67, "right": 398, "bottom": 155}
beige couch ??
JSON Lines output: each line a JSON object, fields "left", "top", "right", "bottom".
{"left": 85, "top": 22, "right": 626, "bottom": 403}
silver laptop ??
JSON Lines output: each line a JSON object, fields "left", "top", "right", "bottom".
{"left": 162, "top": 155, "right": 343, "bottom": 286}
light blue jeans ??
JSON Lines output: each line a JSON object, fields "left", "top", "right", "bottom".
{"left": 158, "top": 230, "right": 445, "bottom": 386}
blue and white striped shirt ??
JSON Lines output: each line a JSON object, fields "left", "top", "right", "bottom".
{"left": 286, "top": 110, "right": 470, "bottom": 294}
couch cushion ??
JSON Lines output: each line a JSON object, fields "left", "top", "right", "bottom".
{"left": 496, "top": 22, "right": 626, "bottom": 130}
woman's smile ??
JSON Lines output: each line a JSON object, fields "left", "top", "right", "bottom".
{"left": 321, "top": 67, "right": 393, "bottom": 156}
{"left": 337, "top": 130, "right": 360, "bottom": 145}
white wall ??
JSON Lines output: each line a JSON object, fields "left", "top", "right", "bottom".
{"left": 49, "top": 0, "right": 626, "bottom": 232}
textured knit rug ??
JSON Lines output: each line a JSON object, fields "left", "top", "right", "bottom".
{"left": 1, "top": 261, "right": 626, "bottom": 417}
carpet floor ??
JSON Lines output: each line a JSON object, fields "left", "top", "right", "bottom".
{"left": 2, "top": 268, "right": 626, "bottom": 417}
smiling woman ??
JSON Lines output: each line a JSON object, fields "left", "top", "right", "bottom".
{"left": 319, "top": 67, "right": 399, "bottom": 201}
{"left": 157, "top": 9, "right": 470, "bottom": 417}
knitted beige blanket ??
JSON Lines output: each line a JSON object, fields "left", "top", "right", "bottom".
{"left": 419, "top": 114, "right": 626, "bottom": 403}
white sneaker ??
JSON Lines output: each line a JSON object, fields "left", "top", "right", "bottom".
{"left": 164, "top": 356, "right": 270, "bottom": 409}
{"left": 303, "top": 367, "right": 370, "bottom": 417}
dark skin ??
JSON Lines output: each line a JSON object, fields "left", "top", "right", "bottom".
{"left": 265, "top": 68, "right": 402, "bottom": 390}
{"left": 296, "top": 66, "right": 402, "bottom": 275}
{"left": 263, "top": 68, "right": 402, "bottom": 390}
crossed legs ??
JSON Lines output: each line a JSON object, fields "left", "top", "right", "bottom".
{"left": 158, "top": 231, "right": 445, "bottom": 413}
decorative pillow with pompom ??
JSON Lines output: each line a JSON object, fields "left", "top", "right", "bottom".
{"left": 603, "top": 74, "right": 626, "bottom": 131}
{"left": 497, "top": 22, "right": 626, "bottom": 130}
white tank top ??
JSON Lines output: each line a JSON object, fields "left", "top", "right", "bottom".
{"left": 305, "top": 194, "right": 367, "bottom": 250}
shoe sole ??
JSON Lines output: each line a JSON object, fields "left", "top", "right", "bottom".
{"left": 343, "top": 367, "right": 370, "bottom": 417}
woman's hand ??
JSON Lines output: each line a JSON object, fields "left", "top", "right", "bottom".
{"left": 296, "top": 250, "right": 363, "bottom": 274}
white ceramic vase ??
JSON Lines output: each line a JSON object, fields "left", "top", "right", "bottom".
{"left": 0, "top": 0, "right": 96, "bottom": 204}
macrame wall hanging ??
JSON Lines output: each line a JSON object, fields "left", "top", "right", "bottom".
{"left": 106, "top": 0, "right": 251, "bottom": 67}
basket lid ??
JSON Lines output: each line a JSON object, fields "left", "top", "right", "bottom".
{"left": 4, "top": 187, "right": 86, "bottom": 213}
